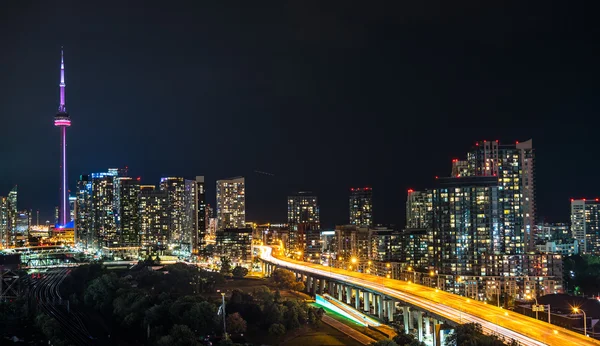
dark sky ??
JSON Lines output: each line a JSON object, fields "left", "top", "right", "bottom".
{"left": 0, "top": 2, "right": 598, "bottom": 227}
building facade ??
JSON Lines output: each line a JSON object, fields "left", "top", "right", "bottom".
{"left": 216, "top": 177, "right": 245, "bottom": 230}
{"left": 215, "top": 228, "right": 253, "bottom": 266}
{"left": 159, "top": 177, "right": 186, "bottom": 247}
{"left": 430, "top": 176, "right": 501, "bottom": 277}
{"left": 571, "top": 199, "right": 600, "bottom": 254}
{"left": 194, "top": 176, "right": 207, "bottom": 255}
{"left": 139, "top": 186, "right": 169, "bottom": 250}
{"left": 349, "top": 187, "right": 373, "bottom": 227}
{"left": 406, "top": 190, "right": 430, "bottom": 229}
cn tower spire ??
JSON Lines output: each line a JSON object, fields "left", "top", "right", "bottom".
{"left": 59, "top": 46, "right": 66, "bottom": 113}
{"left": 54, "top": 47, "right": 71, "bottom": 228}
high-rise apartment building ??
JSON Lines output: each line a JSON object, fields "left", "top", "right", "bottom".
{"left": 430, "top": 176, "right": 501, "bottom": 277}
{"left": 287, "top": 192, "right": 320, "bottom": 227}
{"left": 571, "top": 198, "right": 600, "bottom": 255}
{"left": 406, "top": 190, "right": 430, "bottom": 229}
{"left": 75, "top": 175, "right": 93, "bottom": 247}
{"left": 115, "top": 177, "right": 141, "bottom": 248}
{"left": 15, "top": 211, "right": 30, "bottom": 247}
{"left": 287, "top": 192, "right": 320, "bottom": 252}
{"left": 215, "top": 228, "right": 253, "bottom": 266}
{"left": 91, "top": 172, "right": 117, "bottom": 249}
{"left": 139, "top": 186, "right": 169, "bottom": 249}
{"left": 160, "top": 177, "right": 186, "bottom": 246}
{"left": 466, "top": 139, "right": 536, "bottom": 253}
{"left": 216, "top": 177, "right": 245, "bottom": 230}
{"left": 194, "top": 176, "right": 207, "bottom": 255}
{"left": 7, "top": 186, "right": 18, "bottom": 247}
{"left": 368, "top": 227, "right": 402, "bottom": 262}
{"left": 0, "top": 196, "right": 8, "bottom": 248}
{"left": 349, "top": 187, "right": 373, "bottom": 227}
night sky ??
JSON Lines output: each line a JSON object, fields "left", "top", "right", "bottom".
{"left": 0, "top": 2, "right": 598, "bottom": 227}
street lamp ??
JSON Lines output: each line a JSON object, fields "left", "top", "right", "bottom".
{"left": 221, "top": 292, "right": 228, "bottom": 340}
{"left": 573, "top": 307, "right": 587, "bottom": 337}
{"left": 527, "top": 295, "right": 539, "bottom": 320}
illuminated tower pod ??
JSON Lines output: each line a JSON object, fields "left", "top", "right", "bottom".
{"left": 54, "top": 48, "right": 71, "bottom": 227}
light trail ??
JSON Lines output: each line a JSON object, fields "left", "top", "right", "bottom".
{"left": 259, "top": 246, "right": 600, "bottom": 346}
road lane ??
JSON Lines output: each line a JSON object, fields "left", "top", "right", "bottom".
{"left": 259, "top": 246, "right": 600, "bottom": 346}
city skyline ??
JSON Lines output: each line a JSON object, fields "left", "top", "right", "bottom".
{"left": 1, "top": 2, "right": 599, "bottom": 227}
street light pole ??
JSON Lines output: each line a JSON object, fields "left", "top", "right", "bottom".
{"left": 528, "top": 295, "right": 539, "bottom": 320}
{"left": 573, "top": 307, "right": 587, "bottom": 337}
{"left": 221, "top": 293, "right": 227, "bottom": 340}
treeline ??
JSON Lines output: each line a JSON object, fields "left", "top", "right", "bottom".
{"left": 60, "top": 264, "right": 322, "bottom": 345}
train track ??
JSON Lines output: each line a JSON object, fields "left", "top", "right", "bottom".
{"left": 31, "top": 268, "right": 94, "bottom": 345}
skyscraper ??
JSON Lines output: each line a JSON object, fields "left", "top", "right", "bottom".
{"left": 194, "top": 176, "right": 207, "bottom": 255}
{"left": 0, "top": 196, "right": 8, "bottom": 248}
{"left": 7, "top": 186, "right": 17, "bottom": 247}
{"left": 159, "top": 177, "right": 186, "bottom": 246}
{"left": 182, "top": 179, "right": 197, "bottom": 253}
{"left": 116, "top": 177, "right": 141, "bottom": 248}
{"left": 571, "top": 198, "right": 600, "bottom": 254}
{"left": 430, "top": 177, "right": 501, "bottom": 277}
{"left": 287, "top": 192, "right": 320, "bottom": 252}
{"left": 139, "top": 186, "right": 169, "bottom": 249}
{"left": 349, "top": 187, "right": 373, "bottom": 227}
{"left": 466, "top": 139, "right": 536, "bottom": 253}
{"left": 406, "top": 190, "right": 430, "bottom": 229}
{"left": 91, "top": 172, "right": 117, "bottom": 250}
{"left": 54, "top": 48, "right": 71, "bottom": 227}
{"left": 216, "top": 177, "right": 245, "bottom": 230}
{"left": 287, "top": 192, "right": 320, "bottom": 227}
{"left": 75, "top": 175, "right": 92, "bottom": 247}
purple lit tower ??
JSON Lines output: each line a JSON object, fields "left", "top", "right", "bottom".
{"left": 54, "top": 47, "right": 71, "bottom": 227}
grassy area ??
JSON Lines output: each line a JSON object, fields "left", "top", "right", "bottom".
{"left": 281, "top": 324, "right": 364, "bottom": 346}
{"left": 312, "top": 303, "right": 387, "bottom": 341}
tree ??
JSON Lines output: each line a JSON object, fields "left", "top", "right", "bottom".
{"left": 270, "top": 269, "right": 304, "bottom": 291}
{"left": 157, "top": 324, "right": 197, "bottom": 346}
{"left": 268, "top": 323, "right": 286, "bottom": 336}
{"left": 220, "top": 257, "right": 232, "bottom": 275}
{"left": 232, "top": 266, "right": 249, "bottom": 278}
{"left": 371, "top": 339, "right": 399, "bottom": 346}
{"left": 84, "top": 273, "right": 121, "bottom": 313}
{"left": 35, "top": 313, "right": 64, "bottom": 343}
{"left": 226, "top": 312, "right": 247, "bottom": 334}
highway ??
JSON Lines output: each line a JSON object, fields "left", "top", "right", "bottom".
{"left": 31, "top": 268, "right": 94, "bottom": 345}
{"left": 259, "top": 246, "right": 600, "bottom": 346}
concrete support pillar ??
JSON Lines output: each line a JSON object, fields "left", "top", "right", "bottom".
{"left": 319, "top": 278, "right": 325, "bottom": 295}
{"left": 338, "top": 283, "right": 343, "bottom": 301}
{"left": 388, "top": 301, "right": 394, "bottom": 322}
{"left": 409, "top": 309, "right": 414, "bottom": 329}
{"left": 355, "top": 288, "right": 361, "bottom": 310}
{"left": 363, "top": 291, "right": 370, "bottom": 313}
{"left": 425, "top": 316, "right": 431, "bottom": 336}
{"left": 311, "top": 278, "right": 317, "bottom": 296}
{"left": 346, "top": 285, "right": 352, "bottom": 305}
{"left": 377, "top": 295, "right": 383, "bottom": 319}
{"left": 403, "top": 306, "right": 410, "bottom": 334}
{"left": 328, "top": 281, "right": 334, "bottom": 295}
{"left": 306, "top": 276, "right": 312, "bottom": 293}
{"left": 417, "top": 311, "right": 424, "bottom": 342}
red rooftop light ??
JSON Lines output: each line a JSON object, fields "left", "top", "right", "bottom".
{"left": 408, "top": 189, "right": 414, "bottom": 193}
{"left": 571, "top": 199, "right": 574, "bottom": 202}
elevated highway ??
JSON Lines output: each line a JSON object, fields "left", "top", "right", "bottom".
{"left": 258, "top": 246, "right": 600, "bottom": 346}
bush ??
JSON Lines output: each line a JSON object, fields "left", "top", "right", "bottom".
{"left": 268, "top": 323, "right": 286, "bottom": 336}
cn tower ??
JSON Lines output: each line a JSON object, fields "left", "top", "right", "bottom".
{"left": 54, "top": 47, "right": 71, "bottom": 227}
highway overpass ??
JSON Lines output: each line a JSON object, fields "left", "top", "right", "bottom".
{"left": 258, "top": 246, "right": 600, "bottom": 346}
